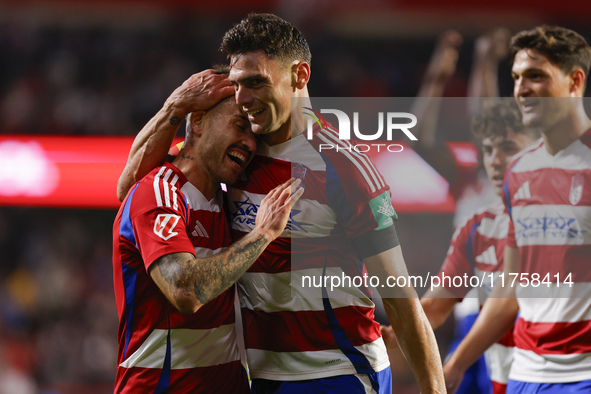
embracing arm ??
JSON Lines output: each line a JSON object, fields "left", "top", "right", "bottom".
{"left": 149, "top": 179, "right": 304, "bottom": 313}
{"left": 117, "top": 70, "right": 234, "bottom": 201}
{"left": 365, "top": 246, "right": 445, "bottom": 394}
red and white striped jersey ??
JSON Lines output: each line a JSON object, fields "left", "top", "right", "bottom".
{"left": 112, "top": 162, "right": 248, "bottom": 393}
{"left": 503, "top": 129, "right": 591, "bottom": 383}
{"left": 228, "top": 125, "right": 399, "bottom": 381}
{"left": 438, "top": 200, "right": 515, "bottom": 389}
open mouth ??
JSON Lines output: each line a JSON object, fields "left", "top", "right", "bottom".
{"left": 519, "top": 98, "right": 540, "bottom": 112}
{"left": 246, "top": 108, "right": 264, "bottom": 120}
{"left": 491, "top": 175, "right": 504, "bottom": 185}
{"left": 227, "top": 150, "right": 249, "bottom": 168}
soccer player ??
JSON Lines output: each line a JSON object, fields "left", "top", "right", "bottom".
{"left": 117, "top": 13, "right": 445, "bottom": 394}
{"left": 381, "top": 100, "right": 539, "bottom": 394}
{"left": 443, "top": 25, "right": 591, "bottom": 393}
{"left": 112, "top": 89, "right": 304, "bottom": 392}
{"left": 422, "top": 99, "right": 538, "bottom": 394}
{"left": 386, "top": 29, "right": 514, "bottom": 394}
{"left": 226, "top": 13, "right": 445, "bottom": 393}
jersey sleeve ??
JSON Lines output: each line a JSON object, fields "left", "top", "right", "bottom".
{"left": 437, "top": 216, "right": 477, "bottom": 298}
{"left": 322, "top": 148, "right": 399, "bottom": 259}
{"left": 129, "top": 176, "right": 195, "bottom": 272}
{"left": 502, "top": 168, "right": 518, "bottom": 248}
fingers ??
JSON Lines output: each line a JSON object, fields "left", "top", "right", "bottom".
{"left": 171, "top": 69, "right": 235, "bottom": 114}
{"left": 288, "top": 184, "right": 305, "bottom": 205}
{"left": 266, "top": 178, "right": 300, "bottom": 201}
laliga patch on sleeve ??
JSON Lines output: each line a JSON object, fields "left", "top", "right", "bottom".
{"left": 369, "top": 191, "right": 398, "bottom": 230}
{"left": 153, "top": 214, "right": 181, "bottom": 240}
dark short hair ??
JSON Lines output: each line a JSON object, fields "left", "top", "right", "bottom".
{"left": 221, "top": 13, "right": 311, "bottom": 65}
{"left": 212, "top": 63, "right": 230, "bottom": 74}
{"left": 471, "top": 99, "right": 539, "bottom": 140}
{"left": 510, "top": 25, "right": 591, "bottom": 82}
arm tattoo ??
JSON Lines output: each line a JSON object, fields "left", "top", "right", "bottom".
{"left": 154, "top": 233, "right": 269, "bottom": 309}
{"left": 169, "top": 116, "right": 181, "bottom": 126}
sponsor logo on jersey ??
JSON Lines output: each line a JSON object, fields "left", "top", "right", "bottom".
{"left": 232, "top": 197, "right": 311, "bottom": 233}
{"left": 570, "top": 173, "right": 584, "bottom": 206}
{"left": 515, "top": 214, "right": 583, "bottom": 242}
{"left": 154, "top": 214, "right": 181, "bottom": 240}
{"left": 369, "top": 191, "right": 397, "bottom": 230}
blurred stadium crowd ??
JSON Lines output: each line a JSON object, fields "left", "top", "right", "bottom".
{"left": 0, "top": 3, "right": 590, "bottom": 393}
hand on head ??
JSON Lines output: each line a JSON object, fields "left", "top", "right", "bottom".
{"left": 164, "top": 69, "right": 235, "bottom": 117}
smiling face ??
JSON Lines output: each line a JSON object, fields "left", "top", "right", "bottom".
{"left": 228, "top": 50, "right": 295, "bottom": 144}
{"left": 196, "top": 97, "right": 257, "bottom": 186}
{"left": 481, "top": 128, "right": 536, "bottom": 195}
{"left": 512, "top": 49, "right": 577, "bottom": 129}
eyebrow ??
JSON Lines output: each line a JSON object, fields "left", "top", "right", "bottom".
{"left": 512, "top": 67, "right": 546, "bottom": 75}
{"left": 230, "top": 73, "right": 269, "bottom": 84}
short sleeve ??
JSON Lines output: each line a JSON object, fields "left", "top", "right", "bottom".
{"left": 129, "top": 180, "right": 195, "bottom": 271}
{"left": 437, "top": 217, "right": 476, "bottom": 298}
{"left": 321, "top": 148, "right": 399, "bottom": 258}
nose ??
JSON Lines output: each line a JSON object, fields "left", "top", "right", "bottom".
{"left": 489, "top": 148, "right": 504, "bottom": 169}
{"left": 241, "top": 132, "right": 257, "bottom": 156}
{"left": 514, "top": 77, "right": 529, "bottom": 97}
{"left": 235, "top": 85, "right": 253, "bottom": 109}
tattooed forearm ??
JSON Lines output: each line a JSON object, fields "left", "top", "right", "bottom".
{"left": 150, "top": 233, "right": 270, "bottom": 313}
{"left": 169, "top": 116, "right": 181, "bottom": 126}
{"left": 192, "top": 233, "right": 268, "bottom": 304}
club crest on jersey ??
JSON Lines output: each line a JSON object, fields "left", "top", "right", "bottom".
{"left": 570, "top": 173, "right": 584, "bottom": 206}
{"left": 292, "top": 164, "right": 307, "bottom": 185}
{"left": 154, "top": 214, "right": 181, "bottom": 240}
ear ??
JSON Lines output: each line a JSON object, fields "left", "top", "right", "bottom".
{"left": 189, "top": 110, "right": 207, "bottom": 136}
{"left": 570, "top": 68, "right": 585, "bottom": 95}
{"left": 292, "top": 61, "right": 311, "bottom": 90}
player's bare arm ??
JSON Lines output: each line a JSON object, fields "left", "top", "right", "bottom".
{"left": 365, "top": 246, "right": 446, "bottom": 394}
{"left": 409, "top": 30, "right": 462, "bottom": 184}
{"left": 443, "top": 245, "right": 520, "bottom": 393}
{"left": 117, "top": 69, "right": 235, "bottom": 201}
{"left": 420, "top": 288, "right": 461, "bottom": 329}
{"left": 381, "top": 288, "right": 458, "bottom": 352}
{"left": 149, "top": 179, "right": 304, "bottom": 314}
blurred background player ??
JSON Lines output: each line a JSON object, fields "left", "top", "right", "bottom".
{"left": 383, "top": 98, "right": 539, "bottom": 394}
{"left": 113, "top": 78, "right": 304, "bottom": 392}
{"left": 423, "top": 99, "right": 537, "bottom": 394}
{"left": 443, "top": 25, "right": 591, "bottom": 393}
{"left": 382, "top": 27, "right": 514, "bottom": 394}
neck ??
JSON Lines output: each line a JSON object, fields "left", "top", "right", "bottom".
{"left": 543, "top": 104, "right": 591, "bottom": 155}
{"left": 261, "top": 91, "right": 311, "bottom": 146}
{"left": 172, "top": 154, "right": 218, "bottom": 200}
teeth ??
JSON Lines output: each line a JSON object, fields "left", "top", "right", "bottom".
{"left": 228, "top": 151, "right": 246, "bottom": 163}
{"left": 248, "top": 108, "right": 264, "bottom": 116}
